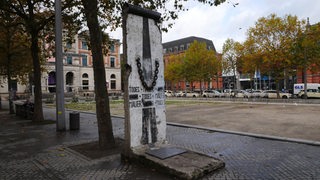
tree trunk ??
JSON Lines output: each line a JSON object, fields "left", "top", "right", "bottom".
{"left": 6, "top": 29, "right": 14, "bottom": 114}
{"left": 31, "top": 32, "right": 44, "bottom": 122}
{"left": 303, "top": 66, "right": 307, "bottom": 99}
{"left": 81, "top": 0, "right": 115, "bottom": 149}
{"left": 7, "top": 69, "right": 15, "bottom": 114}
{"left": 216, "top": 74, "right": 219, "bottom": 90}
{"left": 275, "top": 79, "right": 280, "bottom": 98}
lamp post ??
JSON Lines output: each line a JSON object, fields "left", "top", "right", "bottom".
{"left": 55, "top": 0, "right": 66, "bottom": 131}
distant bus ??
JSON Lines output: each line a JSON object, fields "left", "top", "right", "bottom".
{"left": 293, "top": 83, "right": 320, "bottom": 95}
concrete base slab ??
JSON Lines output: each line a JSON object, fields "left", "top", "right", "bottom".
{"left": 125, "top": 144, "right": 225, "bottom": 179}
{"left": 146, "top": 146, "right": 187, "bottom": 159}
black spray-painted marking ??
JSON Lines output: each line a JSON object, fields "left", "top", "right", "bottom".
{"left": 129, "top": 94, "right": 139, "bottom": 100}
{"left": 142, "top": 100, "right": 153, "bottom": 107}
{"left": 141, "top": 107, "right": 157, "bottom": 145}
{"left": 142, "top": 93, "right": 152, "bottom": 99}
{"left": 158, "top": 87, "right": 164, "bottom": 91}
{"left": 129, "top": 100, "right": 142, "bottom": 108}
{"left": 142, "top": 17, "right": 152, "bottom": 84}
{"left": 129, "top": 86, "right": 140, "bottom": 92}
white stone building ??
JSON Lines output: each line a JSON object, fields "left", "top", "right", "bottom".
{"left": 0, "top": 34, "right": 122, "bottom": 99}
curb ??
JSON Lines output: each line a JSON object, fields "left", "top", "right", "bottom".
{"left": 49, "top": 109, "right": 320, "bottom": 147}
{"left": 167, "top": 122, "right": 320, "bottom": 147}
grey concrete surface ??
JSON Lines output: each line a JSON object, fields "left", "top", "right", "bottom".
{"left": 1, "top": 101, "right": 320, "bottom": 179}
{"left": 166, "top": 98, "right": 320, "bottom": 142}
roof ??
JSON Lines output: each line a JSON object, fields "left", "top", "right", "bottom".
{"left": 162, "top": 36, "right": 216, "bottom": 52}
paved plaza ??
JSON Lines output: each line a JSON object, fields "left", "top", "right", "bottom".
{"left": 0, "top": 102, "right": 320, "bottom": 179}
{"left": 166, "top": 98, "right": 320, "bottom": 142}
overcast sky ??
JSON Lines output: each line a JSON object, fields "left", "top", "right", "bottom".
{"left": 108, "top": 0, "right": 320, "bottom": 53}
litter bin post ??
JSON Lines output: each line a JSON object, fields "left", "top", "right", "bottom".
{"left": 69, "top": 111, "right": 80, "bottom": 130}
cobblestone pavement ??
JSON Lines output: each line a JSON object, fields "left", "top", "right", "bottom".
{"left": 1, "top": 107, "right": 320, "bottom": 179}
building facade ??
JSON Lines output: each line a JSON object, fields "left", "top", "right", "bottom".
{"left": 0, "top": 34, "right": 122, "bottom": 99}
{"left": 163, "top": 36, "right": 223, "bottom": 91}
{"left": 43, "top": 34, "right": 121, "bottom": 95}
{"left": 296, "top": 68, "right": 320, "bottom": 84}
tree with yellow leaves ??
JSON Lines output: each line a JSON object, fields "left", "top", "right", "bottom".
{"left": 164, "top": 41, "right": 220, "bottom": 92}
{"left": 246, "top": 14, "right": 304, "bottom": 93}
{"left": 0, "top": 10, "right": 33, "bottom": 113}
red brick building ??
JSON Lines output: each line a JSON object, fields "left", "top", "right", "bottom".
{"left": 162, "top": 36, "right": 223, "bottom": 91}
{"left": 296, "top": 68, "right": 320, "bottom": 84}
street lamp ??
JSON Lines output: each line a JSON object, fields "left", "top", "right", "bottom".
{"left": 55, "top": 0, "right": 66, "bottom": 131}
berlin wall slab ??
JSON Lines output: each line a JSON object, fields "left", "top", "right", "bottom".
{"left": 122, "top": 5, "right": 225, "bottom": 178}
{"left": 122, "top": 4, "right": 166, "bottom": 151}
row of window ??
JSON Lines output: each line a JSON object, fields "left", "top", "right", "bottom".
{"left": 82, "top": 73, "right": 117, "bottom": 90}
{"left": 66, "top": 42, "right": 88, "bottom": 50}
{"left": 48, "top": 71, "right": 117, "bottom": 90}
{"left": 66, "top": 56, "right": 87, "bottom": 66}
{"left": 163, "top": 44, "right": 190, "bottom": 54}
{"left": 65, "top": 41, "right": 116, "bottom": 52}
{"left": 79, "top": 80, "right": 117, "bottom": 90}
{"left": 81, "top": 73, "right": 116, "bottom": 79}
{"left": 66, "top": 56, "right": 116, "bottom": 67}
{"left": 163, "top": 44, "right": 213, "bottom": 54}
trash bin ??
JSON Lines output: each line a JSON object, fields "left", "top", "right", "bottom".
{"left": 69, "top": 111, "right": 80, "bottom": 130}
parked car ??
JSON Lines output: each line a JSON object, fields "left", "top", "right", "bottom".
{"left": 232, "top": 90, "right": 249, "bottom": 98}
{"left": 202, "top": 90, "right": 223, "bottom": 98}
{"left": 165, "top": 90, "right": 173, "bottom": 97}
{"left": 175, "top": 91, "right": 185, "bottom": 97}
{"left": 245, "top": 89, "right": 254, "bottom": 93}
{"left": 298, "top": 89, "right": 320, "bottom": 99}
{"left": 185, "top": 91, "right": 200, "bottom": 98}
{"left": 223, "top": 89, "right": 233, "bottom": 98}
{"left": 263, "top": 90, "right": 292, "bottom": 99}
{"left": 250, "top": 90, "right": 264, "bottom": 98}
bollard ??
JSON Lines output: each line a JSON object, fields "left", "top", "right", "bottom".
{"left": 69, "top": 111, "right": 80, "bottom": 130}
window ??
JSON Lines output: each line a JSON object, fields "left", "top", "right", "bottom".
{"left": 110, "top": 44, "right": 115, "bottom": 52}
{"left": 174, "top": 46, "right": 178, "bottom": 52}
{"left": 163, "top": 49, "right": 167, "bottom": 54}
{"left": 308, "top": 89, "right": 317, "bottom": 92}
{"left": 187, "top": 43, "right": 190, "bottom": 49}
{"left": 186, "top": 82, "right": 190, "bottom": 88}
{"left": 82, "top": 73, "right": 89, "bottom": 90}
{"left": 82, "top": 41, "right": 88, "bottom": 50}
{"left": 110, "top": 57, "right": 115, "bottom": 68}
{"left": 82, "top": 56, "right": 87, "bottom": 66}
{"left": 111, "top": 80, "right": 116, "bottom": 89}
{"left": 82, "top": 73, "right": 88, "bottom": 78}
{"left": 10, "top": 80, "right": 18, "bottom": 91}
{"left": 82, "top": 80, "right": 89, "bottom": 90}
{"left": 110, "top": 74, "right": 116, "bottom": 89}
{"left": 180, "top": 45, "right": 184, "bottom": 51}
{"left": 67, "top": 56, "right": 72, "bottom": 65}
{"left": 66, "top": 42, "right": 72, "bottom": 49}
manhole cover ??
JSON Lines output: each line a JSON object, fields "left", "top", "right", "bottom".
{"left": 146, "top": 147, "right": 187, "bottom": 160}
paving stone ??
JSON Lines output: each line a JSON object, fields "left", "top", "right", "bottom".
{"left": 0, "top": 108, "right": 320, "bottom": 179}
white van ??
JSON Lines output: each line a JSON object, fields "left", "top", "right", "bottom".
{"left": 293, "top": 83, "right": 320, "bottom": 95}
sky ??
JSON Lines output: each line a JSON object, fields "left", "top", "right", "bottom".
{"left": 108, "top": 0, "right": 320, "bottom": 53}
